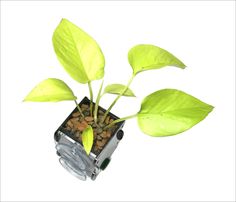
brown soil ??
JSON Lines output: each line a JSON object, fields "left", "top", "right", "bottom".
{"left": 63, "top": 104, "right": 117, "bottom": 155}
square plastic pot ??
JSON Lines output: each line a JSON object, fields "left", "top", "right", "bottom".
{"left": 54, "top": 97, "right": 125, "bottom": 180}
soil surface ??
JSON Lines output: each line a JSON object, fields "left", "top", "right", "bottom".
{"left": 63, "top": 104, "right": 117, "bottom": 155}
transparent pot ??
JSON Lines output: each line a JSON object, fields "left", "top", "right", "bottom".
{"left": 54, "top": 97, "right": 125, "bottom": 180}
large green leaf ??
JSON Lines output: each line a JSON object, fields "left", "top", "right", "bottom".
{"left": 24, "top": 78, "right": 77, "bottom": 102}
{"left": 52, "top": 18, "right": 105, "bottom": 84}
{"left": 104, "top": 84, "right": 136, "bottom": 97}
{"left": 82, "top": 125, "right": 94, "bottom": 155}
{"left": 128, "top": 44, "right": 186, "bottom": 75}
{"left": 137, "top": 89, "right": 213, "bottom": 137}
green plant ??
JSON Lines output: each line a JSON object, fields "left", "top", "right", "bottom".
{"left": 24, "top": 18, "right": 214, "bottom": 155}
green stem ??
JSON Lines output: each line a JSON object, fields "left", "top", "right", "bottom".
{"left": 74, "top": 100, "right": 84, "bottom": 117}
{"left": 102, "top": 74, "right": 135, "bottom": 122}
{"left": 104, "top": 113, "right": 137, "bottom": 130}
{"left": 88, "top": 81, "right": 93, "bottom": 116}
{"left": 94, "top": 80, "right": 104, "bottom": 124}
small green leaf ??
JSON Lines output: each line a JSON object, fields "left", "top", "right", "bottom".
{"left": 128, "top": 44, "right": 186, "bottom": 75}
{"left": 52, "top": 18, "right": 105, "bottom": 84}
{"left": 24, "top": 78, "right": 77, "bottom": 102}
{"left": 82, "top": 125, "right": 94, "bottom": 155}
{"left": 137, "top": 89, "right": 214, "bottom": 137}
{"left": 104, "top": 84, "right": 136, "bottom": 97}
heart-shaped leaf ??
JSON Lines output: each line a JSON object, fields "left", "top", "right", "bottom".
{"left": 128, "top": 44, "right": 186, "bottom": 75}
{"left": 82, "top": 125, "right": 94, "bottom": 155}
{"left": 137, "top": 89, "right": 214, "bottom": 137}
{"left": 104, "top": 84, "right": 135, "bottom": 97}
{"left": 24, "top": 78, "right": 77, "bottom": 102}
{"left": 52, "top": 18, "right": 105, "bottom": 84}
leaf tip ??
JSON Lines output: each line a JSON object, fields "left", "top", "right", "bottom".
{"left": 60, "top": 18, "right": 67, "bottom": 23}
{"left": 85, "top": 149, "right": 90, "bottom": 155}
{"left": 178, "top": 61, "right": 187, "bottom": 69}
{"left": 23, "top": 96, "right": 29, "bottom": 102}
{"left": 209, "top": 104, "right": 215, "bottom": 112}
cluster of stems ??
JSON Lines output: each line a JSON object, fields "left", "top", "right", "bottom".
{"left": 74, "top": 74, "right": 137, "bottom": 129}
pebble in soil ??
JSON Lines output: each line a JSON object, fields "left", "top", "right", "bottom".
{"left": 63, "top": 104, "right": 117, "bottom": 155}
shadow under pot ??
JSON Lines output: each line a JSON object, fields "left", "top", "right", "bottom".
{"left": 54, "top": 97, "right": 125, "bottom": 180}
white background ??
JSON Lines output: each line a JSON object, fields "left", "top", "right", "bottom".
{"left": 1, "top": 1, "right": 235, "bottom": 201}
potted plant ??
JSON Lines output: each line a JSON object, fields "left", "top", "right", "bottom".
{"left": 24, "top": 18, "right": 214, "bottom": 180}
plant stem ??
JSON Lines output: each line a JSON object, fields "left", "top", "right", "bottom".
{"left": 104, "top": 113, "right": 137, "bottom": 129}
{"left": 74, "top": 100, "right": 84, "bottom": 117}
{"left": 94, "top": 80, "right": 104, "bottom": 124}
{"left": 88, "top": 81, "right": 93, "bottom": 116}
{"left": 102, "top": 74, "right": 135, "bottom": 122}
